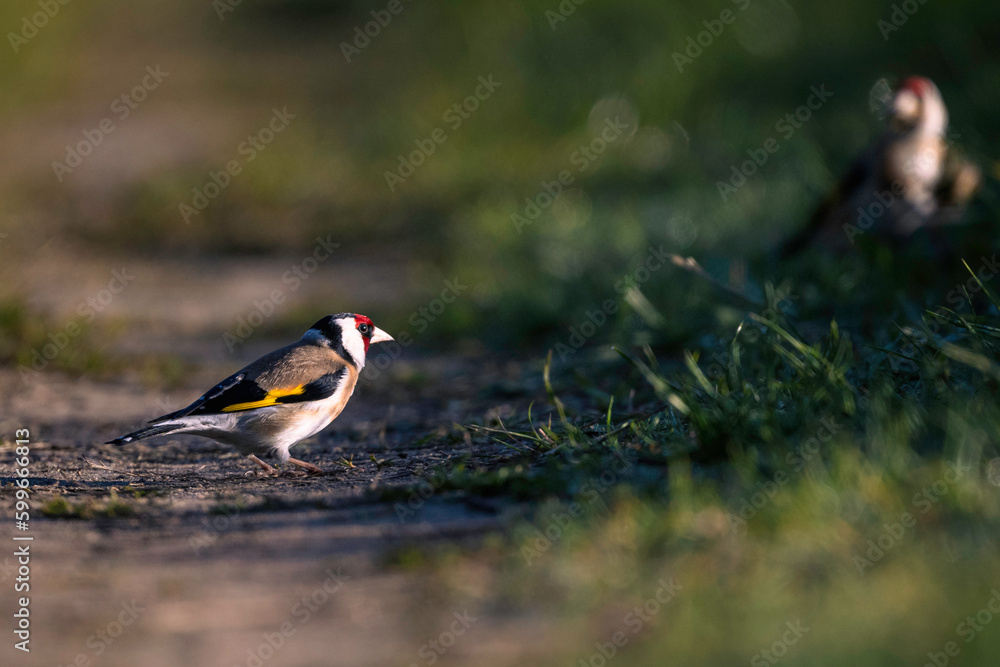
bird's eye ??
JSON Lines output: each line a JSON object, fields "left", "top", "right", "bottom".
{"left": 358, "top": 323, "right": 371, "bottom": 335}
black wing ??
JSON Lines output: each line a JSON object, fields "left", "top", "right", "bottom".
{"left": 780, "top": 150, "right": 873, "bottom": 258}
{"left": 150, "top": 369, "right": 346, "bottom": 422}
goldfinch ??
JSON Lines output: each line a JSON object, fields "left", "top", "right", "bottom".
{"left": 107, "top": 313, "right": 394, "bottom": 474}
{"left": 782, "top": 76, "right": 979, "bottom": 256}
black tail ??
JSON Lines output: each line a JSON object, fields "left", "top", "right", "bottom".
{"left": 106, "top": 424, "right": 182, "bottom": 446}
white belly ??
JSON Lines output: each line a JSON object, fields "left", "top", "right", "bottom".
{"left": 178, "top": 381, "right": 357, "bottom": 461}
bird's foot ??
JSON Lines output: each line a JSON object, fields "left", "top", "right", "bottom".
{"left": 248, "top": 454, "right": 278, "bottom": 476}
{"left": 286, "top": 456, "right": 323, "bottom": 475}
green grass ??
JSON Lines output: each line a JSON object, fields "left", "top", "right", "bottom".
{"left": 41, "top": 491, "right": 134, "bottom": 519}
{"left": 384, "top": 265, "right": 1000, "bottom": 665}
{"left": 0, "top": 298, "right": 113, "bottom": 379}
{"left": 0, "top": 297, "right": 194, "bottom": 388}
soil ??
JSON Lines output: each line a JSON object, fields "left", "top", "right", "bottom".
{"left": 0, "top": 252, "right": 565, "bottom": 667}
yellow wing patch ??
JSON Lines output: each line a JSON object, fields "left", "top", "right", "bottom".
{"left": 221, "top": 385, "right": 306, "bottom": 412}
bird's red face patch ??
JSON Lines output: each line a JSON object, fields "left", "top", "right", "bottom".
{"left": 354, "top": 314, "right": 374, "bottom": 353}
{"left": 900, "top": 76, "right": 930, "bottom": 98}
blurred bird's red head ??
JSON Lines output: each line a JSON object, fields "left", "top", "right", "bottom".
{"left": 899, "top": 76, "right": 933, "bottom": 98}
{"left": 889, "top": 76, "right": 944, "bottom": 132}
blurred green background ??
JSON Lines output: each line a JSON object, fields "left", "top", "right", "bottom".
{"left": 3, "top": 4, "right": 1000, "bottom": 666}
{"left": 0, "top": 0, "right": 996, "bottom": 357}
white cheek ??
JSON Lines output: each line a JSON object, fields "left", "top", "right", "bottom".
{"left": 341, "top": 328, "right": 367, "bottom": 368}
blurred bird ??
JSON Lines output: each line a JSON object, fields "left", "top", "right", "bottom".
{"left": 107, "top": 313, "right": 394, "bottom": 474}
{"left": 782, "top": 76, "right": 980, "bottom": 256}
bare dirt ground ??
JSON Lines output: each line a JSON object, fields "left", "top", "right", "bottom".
{"left": 0, "top": 252, "right": 568, "bottom": 667}
{"left": 0, "top": 352, "right": 563, "bottom": 667}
